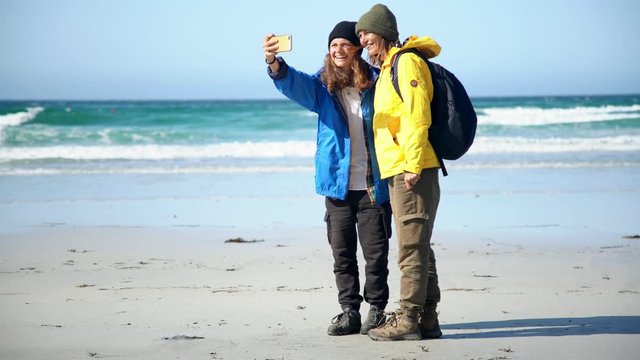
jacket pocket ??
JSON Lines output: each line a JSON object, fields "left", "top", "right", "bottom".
{"left": 377, "top": 127, "right": 399, "bottom": 147}
{"left": 397, "top": 212, "right": 430, "bottom": 248}
{"left": 398, "top": 212, "right": 429, "bottom": 224}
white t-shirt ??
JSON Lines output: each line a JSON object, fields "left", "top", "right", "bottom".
{"left": 339, "top": 87, "right": 368, "bottom": 191}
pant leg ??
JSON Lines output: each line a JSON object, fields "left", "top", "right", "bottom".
{"left": 325, "top": 196, "right": 362, "bottom": 311}
{"left": 426, "top": 247, "right": 441, "bottom": 306}
{"left": 422, "top": 170, "right": 441, "bottom": 307}
{"left": 354, "top": 192, "right": 391, "bottom": 310}
{"left": 389, "top": 168, "right": 440, "bottom": 314}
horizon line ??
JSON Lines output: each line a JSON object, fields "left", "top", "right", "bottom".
{"left": 1, "top": 92, "right": 640, "bottom": 103}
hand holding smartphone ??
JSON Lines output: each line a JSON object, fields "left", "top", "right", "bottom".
{"left": 273, "top": 34, "right": 292, "bottom": 52}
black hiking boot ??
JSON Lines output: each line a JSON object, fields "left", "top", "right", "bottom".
{"left": 360, "top": 305, "right": 386, "bottom": 334}
{"left": 327, "top": 308, "right": 361, "bottom": 336}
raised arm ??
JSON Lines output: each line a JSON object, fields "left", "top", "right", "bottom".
{"left": 263, "top": 34, "right": 281, "bottom": 73}
{"left": 262, "top": 34, "right": 327, "bottom": 114}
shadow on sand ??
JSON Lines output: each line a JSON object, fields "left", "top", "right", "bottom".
{"left": 441, "top": 316, "right": 640, "bottom": 339}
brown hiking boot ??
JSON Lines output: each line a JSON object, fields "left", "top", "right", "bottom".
{"left": 367, "top": 311, "right": 421, "bottom": 341}
{"left": 420, "top": 305, "right": 442, "bottom": 339}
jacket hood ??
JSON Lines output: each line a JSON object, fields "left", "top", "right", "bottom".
{"left": 400, "top": 35, "right": 441, "bottom": 59}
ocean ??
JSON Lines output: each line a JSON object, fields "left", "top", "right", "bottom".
{"left": 1, "top": 95, "right": 639, "bottom": 234}
{"left": 1, "top": 95, "right": 639, "bottom": 176}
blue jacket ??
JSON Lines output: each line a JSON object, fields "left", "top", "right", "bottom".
{"left": 269, "top": 58, "right": 389, "bottom": 205}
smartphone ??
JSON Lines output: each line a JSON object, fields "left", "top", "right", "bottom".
{"left": 273, "top": 34, "right": 292, "bottom": 52}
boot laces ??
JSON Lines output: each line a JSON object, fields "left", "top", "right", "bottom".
{"left": 331, "top": 310, "right": 354, "bottom": 325}
{"left": 331, "top": 312, "right": 345, "bottom": 324}
{"left": 383, "top": 312, "right": 398, "bottom": 327}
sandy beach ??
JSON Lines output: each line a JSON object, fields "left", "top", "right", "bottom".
{"left": 2, "top": 0, "right": 640, "bottom": 356}
{"left": 1, "top": 168, "right": 639, "bottom": 359}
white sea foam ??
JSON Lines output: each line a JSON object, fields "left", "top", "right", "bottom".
{"left": 2, "top": 161, "right": 638, "bottom": 176}
{"left": 479, "top": 104, "right": 640, "bottom": 126}
{"left": 0, "top": 140, "right": 316, "bottom": 161}
{"left": 1, "top": 136, "right": 639, "bottom": 163}
{"left": 0, "top": 107, "right": 44, "bottom": 140}
{"left": 470, "top": 135, "right": 640, "bottom": 153}
{"left": 450, "top": 161, "right": 640, "bottom": 170}
{"left": 0, "top": 165, "right": 316, "bottom": 176}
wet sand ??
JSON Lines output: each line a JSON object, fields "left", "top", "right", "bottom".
{"left": 1, "top": 167, "right": 639, "bottom": 359}
{"left": 1, "top": 225, "right": 639, "bottom": 359}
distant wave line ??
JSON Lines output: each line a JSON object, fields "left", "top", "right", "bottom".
{"left": 478, "top": 104, "right": 640, "bottom": 126}
{"left": 470, "top": 135, "right": 640, "bottom": 153}
{"left": 0, "top": 165, "right": 316, "bottom": 176}
{"left": 1, "top": 161, "right": 638, "bottom": 176}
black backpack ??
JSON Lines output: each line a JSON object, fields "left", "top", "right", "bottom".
{"left": 390, "top": 48, "right": 477, "bottom": 176}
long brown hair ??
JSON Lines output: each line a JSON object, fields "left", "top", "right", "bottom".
{"left": 321, "top": 54, "right": 372, "bottom": 93}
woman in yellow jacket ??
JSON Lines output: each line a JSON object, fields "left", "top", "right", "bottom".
{"left": 356, "top": 3, "right": 443, "bottom": 341}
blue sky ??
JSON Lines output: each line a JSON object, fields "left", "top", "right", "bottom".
{"left": 1, "top": 0, "right": 639, "bottom": 100}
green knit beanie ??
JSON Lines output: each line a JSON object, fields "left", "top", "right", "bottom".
{"left": 355, "top": 4, "right": 399, "bottom": 41}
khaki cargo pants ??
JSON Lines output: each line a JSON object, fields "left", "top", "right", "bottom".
{"left": 388, "top": 167, "right": 441, "bottom": 315}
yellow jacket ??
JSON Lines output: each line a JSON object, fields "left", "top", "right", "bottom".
{"left": 373, "top": 35, "right": 442, "bottom": 179}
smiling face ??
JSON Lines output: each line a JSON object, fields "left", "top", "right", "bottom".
{"left": 329, "top": 38, "right": 359, "bottom": 70}
{"left": 358, "top": 31, "right": 384, "bottom": 58}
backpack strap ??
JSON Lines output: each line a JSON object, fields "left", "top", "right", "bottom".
{"left": 390, "top": 48, "right": 428, "bottom": 101}
{"left": 389, "top": 48, "right": 448, "bottom": 176}
{"left": 390, "top": 49, "right": 409, "bottom": 102}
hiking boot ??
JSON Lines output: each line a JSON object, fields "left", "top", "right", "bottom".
{"left": 327, "top": 308, "right": 361, "bottom": 336}
{"left": 420, "top": 305, "right": 442, "bottom": 339}
{"left": 367, "top": 311, "right": 421, "bottom": 341}
{"left": 360, "top": 305, "right": 386, "bottom": 335}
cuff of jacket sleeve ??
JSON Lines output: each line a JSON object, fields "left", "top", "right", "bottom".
{"left": 267, "top": 57, "right": 288, "bottom": 80}
{"left": 403, "top": 164, "right": 422, "bottom": 175}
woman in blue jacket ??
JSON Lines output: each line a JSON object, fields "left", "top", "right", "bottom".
{"left": 263, "top": 21, "right": 392, "bottom": 336}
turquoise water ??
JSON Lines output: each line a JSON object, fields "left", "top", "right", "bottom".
{"left": 1, "top": 96, "right": 639, "bottom": 175}
{"left": 1, "top": 96, "right": 639, "bottom": 234}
